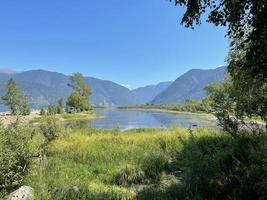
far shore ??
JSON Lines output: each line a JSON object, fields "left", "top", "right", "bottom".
{"left": 117, "top": 107, "right": 215, "bottom": 117}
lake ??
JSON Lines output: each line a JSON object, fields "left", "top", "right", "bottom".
{"left": 86, "top": 109, "right": 217, "bottom": 130}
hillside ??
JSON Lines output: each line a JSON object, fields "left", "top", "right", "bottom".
{"left": 132, "top": 81, "right": 172, "bottom": 104}
{"left": 0, "top": 70, "right": 139, "bottom": 110}
{"left": 151, "top": 66, "right": 227, "bottom": 104}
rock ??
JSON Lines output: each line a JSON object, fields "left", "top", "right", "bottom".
{"left": 6, "top": 186, "right": 34, "bottom": 200}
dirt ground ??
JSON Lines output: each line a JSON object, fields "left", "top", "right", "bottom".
{"left": 0, "top": 110, "right": 41, "bottom": 127}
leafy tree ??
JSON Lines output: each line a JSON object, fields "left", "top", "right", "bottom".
{"left": 1, "top": 79, "right": 30, "bottom": 115}
{"left": 67, "top": 73, "right": 92, "bottom": 112}
{"left": 170, "top": 0, "right": 267, "bottom": 80}
{"left": 170, "top": 0, "right": 267, "bottom": 129}
{"left": 68, "top": 73, "right": 91, "bottom": 97}
{"left": 205, "top": 78, "right": 240, "bottom": 135}
{"left": 66, "top": 92, "right": 91, "bottom": 112}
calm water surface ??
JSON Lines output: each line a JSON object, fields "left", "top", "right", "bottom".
{"left": 87, "top": 109, "right": 217, "bottom": 130}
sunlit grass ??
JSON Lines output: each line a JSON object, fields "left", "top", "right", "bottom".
{"left": 24, "top": 126, "right": 219, "bottom": 199}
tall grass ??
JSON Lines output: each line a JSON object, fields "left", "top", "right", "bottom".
{"left": 3, "top": 121, "right": 265, "bottom": 200}
{"left": 24, "top": 126, "right": 189, "bottom": 199}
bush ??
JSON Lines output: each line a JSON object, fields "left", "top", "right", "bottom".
{"left": 47, "top": 105, "right": 58, "bottom": 115}
{"left": 66, "top": 92, "right": 92, "bottom": 112}
{"left": 40, "top": 107, "right": 46, "bottom": 115}
{"left": 40, "top": 117, "right": 61, "bottom": 143}
{"left": 176, "top": 133, "right": 267, "bottom": 200}
{"left": 0, "top": 125, "right": 43, "bottom": 197}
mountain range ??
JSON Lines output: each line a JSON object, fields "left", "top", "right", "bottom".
{"left": 152, "top": 66, "right": 227, "bottom": 104}
{"left": 0, "top": 66, "right": 226, "bottom": 111}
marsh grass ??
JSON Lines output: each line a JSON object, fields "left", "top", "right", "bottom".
{"left": 24, "top": 126, "right": 190, "bottom": 199}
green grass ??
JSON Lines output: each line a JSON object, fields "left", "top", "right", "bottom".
{"left": 3, "top": 121, "right": 266, "bottom": 199}
{"left": 24, "top": 126, "right": 194, "bottom": 199}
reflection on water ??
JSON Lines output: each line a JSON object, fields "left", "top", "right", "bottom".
{"left": 85, "top": 109, "right": 217, "bottom": 130}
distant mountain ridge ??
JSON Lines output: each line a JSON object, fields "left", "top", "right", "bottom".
{"left": 0, "top": 67, "right": 226, "bottom": 111}
{"left": 0, "top": 70, "right": 139, "bottom": 110}
{"left": 132, "top": 81, "right": 172, "bottom": 104}
{"left": 151, "top": 66, "right": 227, "bottom": 104}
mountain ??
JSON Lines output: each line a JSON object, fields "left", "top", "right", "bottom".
{"left": 151, "top": 66, "right": 227, "bottom": 104}
{"left": 0, "top": 70, "right": 139, "bottom": 110}
{"left": 132, "top": 82, "right": 172, "bottom": 104}
{"left": 0, "top": 66, "right": 227, "bottom": 111}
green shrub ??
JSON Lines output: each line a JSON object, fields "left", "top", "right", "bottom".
{"left": 0, "top": 125, "right": 43, "bottom": 197}
{"left": 47, "top": 105, "right": 58, "bottom": 115}
{"left": 40, "top": 117, "right": 61, "bottom": 143}
{"left": 176, "top": 133, "right": 267, "bottom": 200}
{"left": 40, "top": 107, "right": 46, "bottom": 115}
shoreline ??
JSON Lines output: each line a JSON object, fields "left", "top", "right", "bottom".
{"left": 0, "top": 110, "right": 103, "bottom": 126}
{"left": 117, "top": 107, "right": 215, "bottom": 117}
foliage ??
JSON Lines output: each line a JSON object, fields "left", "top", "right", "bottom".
{"left": 119, "top": 98, "right": 213, "bottom": 114}
{"left": 205, "top": 36, "right": 266, "bottom": 134}
{"left": 175, "top": 131, "right": 267, "bottom": 200}
{"left": 39, "top": 117, "right": 61, "bottom": 143}
{"left": 170, "top": 0, "right": 267, "bottom": 85}
{"left": 1, "top": 78, "right": 30, "bottom": 115}
{"left": 57, "top": 98, "right": 65, "bottom": 114}
{"left": 170, "top": 0, "right": 267, "bottom": 131}
{"left": 227, "top": 36, "right": 267, "bottom": 129}
{"left": 205, "top": 78, "right": 240, "bottom": 135}
{"left": 66, "top": 91, "right": 92, "bottom": 112}
{"left": 40, "top": 107, "right": 46, "bottom": 116}
{"left": 68, "top": 73, "right": 91, "bottom": 97}
{"left": 67, "top": 73, "right": 92, "bottom": 112}
{"left": 0, "top": 124, "right": 43, "bottom": 198}
{"left": 47, "top": 105, "right": 58, "bottom": 115}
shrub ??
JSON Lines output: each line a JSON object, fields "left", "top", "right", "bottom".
{"left": 40, "top": 117, "right": 61, "bottom": 143}
{"left": 47, "top": 105, "right": 58, "bottom": 115}
{"left": 176, "top": 133, "right": 267, "bottom": 200}
{"left": 40, "top": 107, "right": 46, "bottom": 115}
{"left": 0, "top": 125, "right": 43, "bottom": 197}
{"left": 66, "top": 92, "right": 92, "bottom": 112}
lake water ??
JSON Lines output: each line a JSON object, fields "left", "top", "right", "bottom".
{"left": 87, "top": 109, "right": 217, "bottom": 130}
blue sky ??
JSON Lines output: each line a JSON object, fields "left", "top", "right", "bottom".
{"left": 0, "top": 0, "right": 228, "bottom": 89}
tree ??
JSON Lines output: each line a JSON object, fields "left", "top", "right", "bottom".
{"left": 205, "top": 78, "right": 239, "bottom": 135}
{"left": 170, "top": 0, "right": 267, "bottom": 131}
{"left": 66, "top": 92, "right": 91, "bottom": 112}
{"left": 57, "top": 98, "right": 65, "bottom": 114}
{"left": 68, "top": 73, "right": 91, "bottom": 97}
{"left": 1, "top": 79, "right": 30, "bottom": 115}
{"left": 67, "top": 73, "right": 92, "bottom": 112}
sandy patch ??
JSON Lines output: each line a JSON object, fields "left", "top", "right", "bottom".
{"left": 0, "top": 110, "right": 41, "bottom": 127}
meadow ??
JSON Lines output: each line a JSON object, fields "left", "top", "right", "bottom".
{"left": 1, "top": 117, "right": 267, "bottom": 200}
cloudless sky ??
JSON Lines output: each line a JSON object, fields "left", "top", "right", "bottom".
{"left": 0, "top": 0, "right": 228, "bottom": 89}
